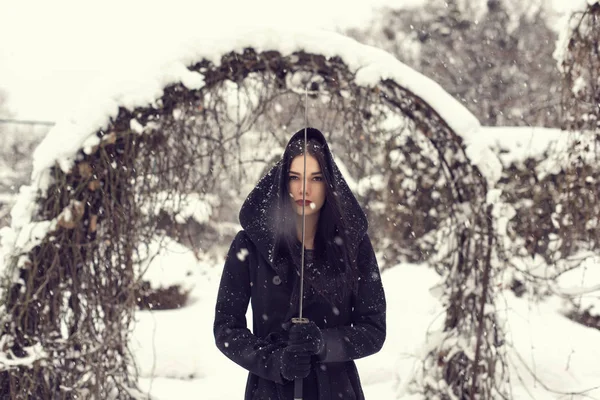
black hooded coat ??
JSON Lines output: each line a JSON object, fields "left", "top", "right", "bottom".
{"left": 214, "top": 128, "right": 386, "bottom": 400}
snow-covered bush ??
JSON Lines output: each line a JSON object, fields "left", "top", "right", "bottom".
{"left": 0, "top": 28, "right": 506, "bottom": 399}
{"left": 134, "top": 237, "right": 197, "bottom": 311}
{"left": 356, "top": 129, "right": 458, "bottom": 268}
{"left": 550, "top": 1, "right": 600, "bottom": 326}
{"left": 464, "top": 125, "right": 600, "bottom": 307}
{"left": 492, "top": 2, "right": 600, "bottom": 298}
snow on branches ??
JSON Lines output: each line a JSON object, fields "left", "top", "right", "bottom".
{"left": 0, "top": 28, "right": 506, "bottom": 399}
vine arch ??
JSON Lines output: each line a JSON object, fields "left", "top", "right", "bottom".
{"left": 0, "top": 33, "right": 505, "bottom": 399}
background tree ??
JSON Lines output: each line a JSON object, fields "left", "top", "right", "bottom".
{"left": 0, "top": 90, "right": 50, "bottom": 229}
{"left": 348, "top": 0, "right": 562, "bottom": 127}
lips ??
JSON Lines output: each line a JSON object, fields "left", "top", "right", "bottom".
{"left": 295, "top": 200, "right": 312, "bottom": 206}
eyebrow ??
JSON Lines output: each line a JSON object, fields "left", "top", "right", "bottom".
{"left": 289, "top": 171, "right": 322, "bottom": 176}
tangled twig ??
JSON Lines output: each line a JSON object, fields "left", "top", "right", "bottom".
{"left": 0, "top": 48, "right": 502, "bottom": 399}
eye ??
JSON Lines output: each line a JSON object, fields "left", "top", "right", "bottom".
{"left": 313, "top": 176, "right": 323, "bottom": 182}
{"left": 289, "top": 175, "right": 299, "bottom": 181}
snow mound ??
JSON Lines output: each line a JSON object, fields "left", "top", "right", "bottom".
{"left": 136, "top": 237, "right": 198, "bottom": 293}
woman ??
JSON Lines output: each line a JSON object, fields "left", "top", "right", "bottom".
{"left": 214, "top": 127, "right": 386, "bottom": 399}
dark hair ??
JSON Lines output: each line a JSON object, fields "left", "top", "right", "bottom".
{"left": 274, "top": 138, "right": 359, "bottom": 303}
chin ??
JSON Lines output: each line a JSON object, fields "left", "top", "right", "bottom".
{"left": 293, "top": 205, "right": 319, "bottom": 216}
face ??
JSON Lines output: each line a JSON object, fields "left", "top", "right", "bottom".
{"left": 288, "top": 154, "right": 326, "bottom": 217}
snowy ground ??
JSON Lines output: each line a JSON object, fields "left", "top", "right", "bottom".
{"left": 130, "top": 240, "right": 600, "bottom": 399}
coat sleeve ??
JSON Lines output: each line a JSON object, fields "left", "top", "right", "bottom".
{"left": 318, "top": 234, "right": 386, "bottom": 363}
{"left": 213, "top": 231, "right": 286, "bottom": 384}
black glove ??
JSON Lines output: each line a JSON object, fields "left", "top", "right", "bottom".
{"left": 279, "top": 345, "right": 312, "bottom": 381}
{"left": 288, "top": 320, "right": 325, "bottom": 356}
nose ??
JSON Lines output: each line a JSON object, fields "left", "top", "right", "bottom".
{"left": 297, "top": 178, "right": 311, "bottom": 196}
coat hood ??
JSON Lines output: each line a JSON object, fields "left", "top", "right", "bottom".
{"left": 239, "top": 127, "right": 368, "bottom": 267}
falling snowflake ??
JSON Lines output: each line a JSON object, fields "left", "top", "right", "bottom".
{"left": 237, "top": 248, "right": 249, "bottom": 261}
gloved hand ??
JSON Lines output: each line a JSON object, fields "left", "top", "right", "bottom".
{"left": 288, "top": 320, "right": 325, "bottom": 356}
{"left": 279, "top": 345, "right": 312, "bottom": 381}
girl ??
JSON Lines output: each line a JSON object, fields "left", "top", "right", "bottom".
{"left": 214, "top": 128, "right": 386, "bottom": 399}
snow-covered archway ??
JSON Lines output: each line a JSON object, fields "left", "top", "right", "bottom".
{"left": 0, "top": 27, "right": 505, "bottom": 399}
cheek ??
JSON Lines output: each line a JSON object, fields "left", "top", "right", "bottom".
{"left": 317, "top": 187, "right": 326, "bottom": 204}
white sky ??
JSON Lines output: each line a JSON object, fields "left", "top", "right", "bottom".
{"left": 0, "top": 0, "right": 575, "bottom": 122}
{"left": 0, "top": 0, "right": 422, "bottom": 122}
